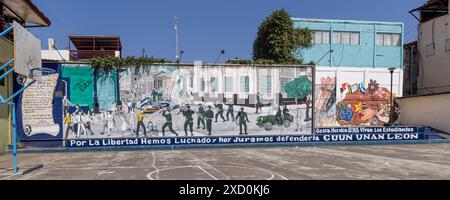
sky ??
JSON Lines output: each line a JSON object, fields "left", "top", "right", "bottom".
{"left": 31, "top": 0, "right": 427, "bottom": 63}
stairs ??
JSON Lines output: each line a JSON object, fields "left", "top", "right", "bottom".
{"left": 421, "top": 126, "right": 448, "bottom": 140}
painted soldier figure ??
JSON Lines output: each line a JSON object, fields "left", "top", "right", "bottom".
{"left": 162, "top": 108, "right": 178, "bottom": 137}
{"left": 283, "top": 105, "right": 290, "bottom": 120}
{"left": 255, "top": 92, "right": 262, "bottom": 114}
{"left": 214, "top": 102, "right": 226, "bottom": 122}
{"left": 226, "top": 103, "right": 235, "bottom": 122}
{"left": 205, "top": 106, "right": 215, "bottom": 136}
{"left": 182, "top": 105, "right": 195, "bottom": 136}
{"left": 236, "top": 107, "right": 250, "bottom": 135}
{"left": 276, "top": 106, "right": 283, "bottom": 124}
{"left": 197, "top": 104, "right": 206, "bottom": 129}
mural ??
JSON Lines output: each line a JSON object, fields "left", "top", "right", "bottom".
{"left": 59, "top": 64, "right": 314, "bottom": 140}
{"left": 314, "top": 76, "right": 337, "bottom": 127}
{"left": 336, "top": 79, "right": 397, "bottom": 126}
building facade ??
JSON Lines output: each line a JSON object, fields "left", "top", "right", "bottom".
{"left": 293, "top": 18, "right": 404, "bottom": 127}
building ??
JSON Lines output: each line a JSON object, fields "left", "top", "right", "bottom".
{"left": 293, "top": 18, "right": 404, "bottom": 127}
{"left": 397, "top": 0, "right": 450, "bottom": 134}
{"left": 0, "top": 0, "right": 51, "bottom": 153}
{"left": 410, "top": 0, "right": 450, "bottom": 95}
{"left": 69, "top": 35, "right": 122, "bottom": 60}
{"left": 403, "top": 41, "right": 419, "bottom": 96}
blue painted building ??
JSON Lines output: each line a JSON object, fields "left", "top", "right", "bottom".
{"left": 293, "top": 18, "right": 404, "bottom": 69}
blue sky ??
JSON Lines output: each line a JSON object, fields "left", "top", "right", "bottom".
{"left": 31, "top": 0, "right": 426, "bottom": 63}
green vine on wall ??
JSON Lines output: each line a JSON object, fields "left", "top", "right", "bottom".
{"left": 89, "top": 56, "right": 173, "bottom": 72}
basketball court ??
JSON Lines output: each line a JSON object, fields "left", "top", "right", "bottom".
{"left": 1, "top": 144, "right": 450, "bottom": 180}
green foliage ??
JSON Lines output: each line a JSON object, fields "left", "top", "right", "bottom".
{"left": 284, "top": 76, "right": 312, "bottom": 99}
{"left": 253, "top": 9, "right": 312, "bottom": 64}
{"left": 256, "top": 114, "right": 294, "bottom": 127}
{"left": 89, "top": 56, "right": 172, "bottom": 72}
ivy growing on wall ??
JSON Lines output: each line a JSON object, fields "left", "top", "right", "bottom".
{"left": 89, "top": 56, "right": 173, "bottom": 72}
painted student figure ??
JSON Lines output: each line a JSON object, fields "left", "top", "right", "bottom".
{"left": 82, "top": 112, "right": 94, "bottom": 136}
{"left": 162, "top": 108, "right": 178, "bottom": 136}
{"left": 64, "top": 113, "right": 73, "bottom": 140}
{"left": 106, "top": 111, "right": 116, "bottom": 137}
{"left": 100, "top": 110, "right": 108, "bottom": 135}
{"left": 182, "top": 105, "right": 195, "bottom": 136}
{"left": 129, "top": 108, "right": 136, "bottom": 134}
{"left": 226, "top": 103, "right": 235, "bottom": 122}
{"left": 196, "top": 104, "right": 206, "bottom": 129}
{"left": 205, "top": 106, "right": 215, "bottom": 136}
{"left": 214, "top": 102, "right": 225, "bottom": 123}
{"left": 72, "top": 112, "right": 80, "bottom": 138}
{"left": 236, "top": 107, "right": 250, "bottom": 135}
{"left": 62, "top": 96, "right": 72, "bottom": 115}
{"left": 136, "top": 109, "right": 147, "bottom": 137}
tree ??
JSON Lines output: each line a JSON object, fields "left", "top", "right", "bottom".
{"left": 284, "top": 76, "right": 313, "bottom": 122}
{"left": 284, "top": 76, "right": 312, "bottom": 99}
{"left": 253, "top": 9, "right": 312, "bottom": 64}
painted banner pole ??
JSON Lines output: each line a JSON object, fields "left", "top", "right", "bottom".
{"left": 311, "top": 64, "right": 316, "bottom": 134}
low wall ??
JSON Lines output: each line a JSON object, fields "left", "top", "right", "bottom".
{"left": 397, "top": 93, "right": 450, "bottom": 134}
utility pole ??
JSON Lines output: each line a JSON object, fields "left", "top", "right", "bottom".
{"left": 175, "top": 16, "right": 180, "bottom": 63}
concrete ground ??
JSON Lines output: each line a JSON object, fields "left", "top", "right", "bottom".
{"left": 1, "top": 144, "right": 450, "bottom": 180}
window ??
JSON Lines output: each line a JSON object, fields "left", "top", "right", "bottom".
{"left": 280, "top": 78, "right": 292, "bottom": 93}
{"left": 225, "top": 77, "right": 233, "bottom": 93}
{"left": 200, "top": 78, "right": 205, "bottom": 92}
{"left": 312, "top": 31, "right": 330, "bottom": 44}
{"left": 210, "top": 77, "right": 218, "bottom": 93}
{"left": 259, "top": 76, "right": 272, "bottom": 94}
{"left": 376, "top": 33, "right": 401, "bottom": 46}
{"left": 351, "top": 32, "right": 360, "bottom": 45}
{"left": 190, "top": 77, "right": 194, "bottom": 88}
{"left": 240, "top": 76, "right": 249, "bottom": 93}
{"left": 332, "top": 32, "right": 360, "bottom": 45}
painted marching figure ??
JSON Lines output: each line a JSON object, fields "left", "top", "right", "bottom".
{"left": 205, "top": 105, "right": 214, "bottom": 136}
{"left": 129, "top": 108, "right": 136, "bottom": 134}
{"left": 182, "top": 105, "right": 195, "bottom": 136}
{"left": 255, "top": 92, "right": 262, "bottom": 114}
{"left": 64, "top": 113, "right": 73, "bottom": 140}
{"left": 226, "top": 103, "right": 235, "bottom": 122}
{"left": 196, "top": 104, "right": 206, "bottom": 129}
{"left": 283, "top": 105, "right": 290, "bottom": 120}
{"left": 62, "top": 96, "right": 72, "bottom": 115}
{"left": 72, "top": 112, "right": 80, "bottom": 138}
{"left": 236, "top": 107, "right": 250, "bottom": 135}
{"left": 106, "top": 111, "right": 116, "bottom": 137}
{"left": 214, "top": 102, "right": 226, "bottom": 123}
{"left": 120, "top": 114, "right": 129, "bottom": 137}
{"left": 161, "top": 108, "right": 178, "bottom": 136}
{"left": 275, "top": 106, "right": 283, "bottom": 124}
{"left": 83, "top": 112, "right": 94, "bottom": 136}
{"left": 100, "top": 109, "right": 108, "bottom": 135}
{"left": 136, "top": 109, "right": 147, "bottom": 137}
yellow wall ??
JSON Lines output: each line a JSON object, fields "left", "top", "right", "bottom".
{"left": 0, "top": 37, "right": 14, "bottom": 154}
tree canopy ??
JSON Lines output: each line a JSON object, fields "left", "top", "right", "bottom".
{"left": 284, "top": 76, "right": 312, "bottom": 99}
{"left": 253, "top": 9, "right": 312, "bottom": 64}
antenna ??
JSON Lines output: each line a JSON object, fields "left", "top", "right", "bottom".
{"left": 174, "top": 16, "right": 180, "bottom": 63}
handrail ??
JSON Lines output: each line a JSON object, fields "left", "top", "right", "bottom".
{"left": 0, "top": 26, "right": 13, "bottom": 38}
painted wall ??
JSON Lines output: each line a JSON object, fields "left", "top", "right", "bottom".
{"left": 397, "top": 93, "right": 450, "bottom": 134}
{"left": 0, "top": 37, "right": 13, "bottom": 153}
{"left": 293, "top": 18, "right": 404, "bottom": 69}
{"left": 314, "top": 67, "right": 403, "bottom": 127}
{"left": 418, "top": 14, "right": 450, "bottom": 95}
{"left": 13, "top": 63, "right": 64, "bottom": 147}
